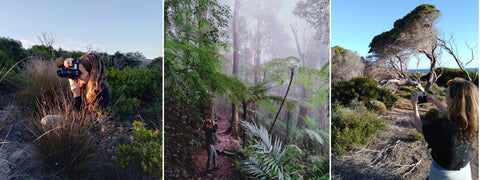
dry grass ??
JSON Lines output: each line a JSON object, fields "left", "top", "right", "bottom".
{"left": 15, "top": 58, "right": 115, "bottom": 178}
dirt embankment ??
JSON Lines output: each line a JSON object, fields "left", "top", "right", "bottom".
{"left": 332, "top": 98, "right": 479, "bottom": 179}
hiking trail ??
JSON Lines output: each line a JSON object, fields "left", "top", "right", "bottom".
{"left": 190, "top": 108, "right": 242, "bottom": 179}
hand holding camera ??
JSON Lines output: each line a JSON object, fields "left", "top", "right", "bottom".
{"left": 411, "top": 92, "right": 428, "bottom": 104}
{"left": 55, "top": 57, "right": 80, "bottom": 79}
{"left": 55, "top": 57, "right": 81, "bottom": 97}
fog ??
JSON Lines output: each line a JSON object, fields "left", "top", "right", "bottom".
{"left": 218, "top": 0, "right": 330, "bottom": 130}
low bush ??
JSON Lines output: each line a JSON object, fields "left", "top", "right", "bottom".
{"left": 332, "top": 107, "right": 387, "bottom": 155}
{"left": 115, "top": 121, "right": 162, "bottom": 178}
{"left": 106, "top": 67, "right": 159, "bottom": 102}
{"left": 333, "top": 77, "right": 398, "bottom": 109}
{"left": 426, "top": 68, "right": 478, "bottom": 87}
{"left": 408, "top": 132, "right": 423, "bottom": 142}
{"left": 366, "top": 100, "right": 387, "bottom": 113}
{"left": 113, "top": 97, "right": 139, "bottom": 122}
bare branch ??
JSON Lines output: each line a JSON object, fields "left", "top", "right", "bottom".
{"left": 37, "top": 31, "right": 55, "bottom": 47}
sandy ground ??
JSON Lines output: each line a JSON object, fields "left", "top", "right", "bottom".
{"left": 332, "top": 98, "right": 479, "bottom": 179}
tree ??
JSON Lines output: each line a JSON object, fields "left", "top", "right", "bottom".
{"left": 438, "top": 33, "right": 478, "bottom": 82}
{"left": 231, "top": 0, "right": 240, "bottom": 138}
{"left": 0, "top": 37, "right": 24, "bottom": 69}
{"left": 292, "top": 0, "right": 330, "bottom": 127}
{"left": 331, "top": 46, "right": 365, "bottom": 86}
{"left": 369, "top": 4, "right": 441, "bottom": 91}
{"left": 37, "top": 31, "right": 56, "bottom": 60}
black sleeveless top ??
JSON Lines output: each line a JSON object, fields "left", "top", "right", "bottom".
{"left": 422, "top": 118, "right": 472, "bottom": 170}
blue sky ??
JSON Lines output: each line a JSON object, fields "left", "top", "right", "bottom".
{"left": 0, "top": 0, "right": 163, "bottom": 59}
{"left": 332, "top": 0, "right": 478, "bottom": 69}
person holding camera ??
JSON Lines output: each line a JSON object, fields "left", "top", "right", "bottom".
{"left": 203, "top": 118, "right": 218, "bottom": 172}
{"left": 410, "top": 78, "right": 478, "bottom": 179}
{"left": 58, "top": 53, "right": 110, "bottom": 112}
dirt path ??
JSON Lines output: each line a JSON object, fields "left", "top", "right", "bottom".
{"left": 332, "top": 98, "right": 479, "bottom": 179}
{"left": 189, "top": 109, "right": 242, "bottom": 179}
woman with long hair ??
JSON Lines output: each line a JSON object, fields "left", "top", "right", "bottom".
{"left": 63, "top": 53, "right": 110, "bottom": 112}
{"left": 411, "top": 77, "right": 478, "bottom": 179}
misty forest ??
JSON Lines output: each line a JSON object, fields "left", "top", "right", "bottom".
{"left": 165, "top": 0, "right": 329, "bottom": 179}
{"left": 0, "top": 34, "right": 162, "bottom": 178}
{"left": 331, "top": 4, "right": 478, "bottom": 179}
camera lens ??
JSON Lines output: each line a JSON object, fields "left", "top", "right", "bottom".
{"left": 57, "top": 68, "right": 79, "bottom": 79}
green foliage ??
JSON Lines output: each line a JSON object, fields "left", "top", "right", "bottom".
{"left": 408, "top": 132, "right": 423, "bottom": 142}
{"left": 240, "top": 121, "right": 305, "bottom": 179}
{"left": 429, "top": 67, "right": 479, "bottom": 87}
{"left": 103, "top": 51, "right": 143, "bottom": 69}
{"left": 333, "top": 77, "right": 398, "bottom": 109}
{"left": 113, "top": 97, "right": 139, "bottom": 121}
{"left": 261, "top": 57, "right": 329, "bottom": 110}
{"left": 106, "top": 67, "right": 158, "bottom": 101}
{"left": 332, "top": 107, "right": 387, "bottom": 155}
{"left": 0, "top": 37, "right": 24, "bottom": 70}
{"left": 332, "top": 46, "right": 347, "bottom": 56}
{"left": 165, "top": 0, "right": 231, "bottom": 48}
{"left": 115, "top": 121, "right": 162, "bottom": 178}
{"left": 28, "top": 45, "right": 56, "bottom": 60}
{"left": 366, "top": 100, "right": 387, "bottom": 113}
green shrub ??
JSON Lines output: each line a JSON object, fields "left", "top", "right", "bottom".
{"left": 366, "top": 100, "right": 387, "bottom": 113}
{"left": 408, "top": 132, "right": 423, "bottom": 142}
{"left": 427, "top": 67, "right": 478, "bottom": 87}
{"left": 333, "top": 77, "right": 398, "bottom": 109}
{"left": 115, "top": 121, "right": 161, "bottom": 178}
{"left": 113, "top": 97, "right": 139, "bottom": 121}
{"left": 106, "top": 67, "right": 158, "bottom": 101}
{"left": 332, "top": 107, "right": 387, "bottom": 155}
{"left": 346, "top": 99, "right": 367, "bottom": 111}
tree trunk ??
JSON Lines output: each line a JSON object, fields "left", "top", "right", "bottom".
{"left": 254, "top": 3, "right": 263, "bottom": 83}
{"left": 291, "top": 24, "right": 309, "bottom": 127}
{"left": 285, "top": 110, "right": 290, "bottom": 145}
{"left": 230, "top": 0, "right": 240, "bottom": 138}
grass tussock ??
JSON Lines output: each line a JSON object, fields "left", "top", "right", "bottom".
{"left": 17, "top": 59, "right": 110, "bottom": 178}
{"left": 18, "top": 59, "right": 69, "bottom": 112}
{"left": 27, "top": 91, "right": 110, "bottom": 179}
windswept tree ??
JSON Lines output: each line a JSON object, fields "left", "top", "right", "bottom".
{"left": 369, "top": 4, "right": 441, "bottom": 91}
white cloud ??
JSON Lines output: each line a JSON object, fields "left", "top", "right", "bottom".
{"left": 19, "top": 39, "right": 36, "bottom": 48}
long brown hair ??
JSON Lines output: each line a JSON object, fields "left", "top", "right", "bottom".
{"left": 78, "top": 53, "right": 107, "bottom": 111}
{"left": 443, "top": 77, "right": 479, "bottom": 142}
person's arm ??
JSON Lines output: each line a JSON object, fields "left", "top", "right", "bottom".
{"left": 69, "top": 79, "right": 81, "bottom": 112}
{"left": 427, "top": 96, "right": 446, "bottom": 114}
{"left": 411, "top": 93, "right": 423, "bottom": 134}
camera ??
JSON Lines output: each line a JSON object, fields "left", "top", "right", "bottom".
{"left": 57, "top": 58, "right": 80, "bottom": 79}
{"left": 412, "top": 92, "right": 427, "bottom": 104}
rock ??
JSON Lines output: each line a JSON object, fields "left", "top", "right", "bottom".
{"left": 40, "top": 115, "right": 62, "bottom": 127}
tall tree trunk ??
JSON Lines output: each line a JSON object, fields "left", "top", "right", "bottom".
{"left": 291, "top": 24, "right": 308, "bottom": 127}
{"left": 230, "top": 0, "right": 240, "bottom": 138}
{"left": 254, "top": 2, "right": 263, "bottom": 83}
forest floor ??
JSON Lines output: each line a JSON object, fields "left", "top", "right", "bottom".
{"left": 332, "top": 97, "right": 479, "bottom": 180}
{"left": 189, "top": 109, "right": 242, "bottom": 179}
